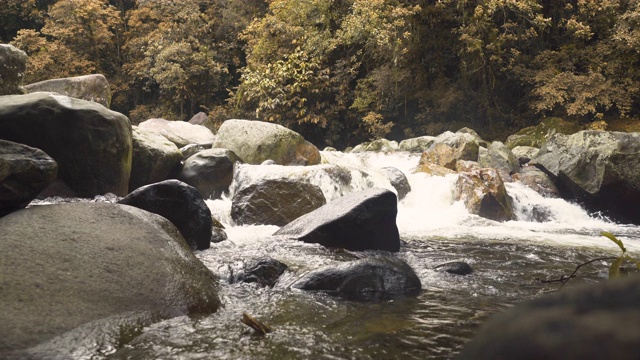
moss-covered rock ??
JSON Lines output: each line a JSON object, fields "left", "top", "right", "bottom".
{"left": 505, "top": 117, "right": 582, "bottom": 149}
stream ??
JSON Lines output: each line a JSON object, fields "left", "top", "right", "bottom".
{"left": 109, "top": 151, "right": 640, "bottom": 359}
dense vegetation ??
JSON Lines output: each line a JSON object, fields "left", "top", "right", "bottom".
{"left": 2, "top": 0, "right": 640, "bottom": 147}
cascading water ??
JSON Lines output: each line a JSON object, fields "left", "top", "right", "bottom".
{"left": 110, "top": 151, "right": 640, "bottom": 359}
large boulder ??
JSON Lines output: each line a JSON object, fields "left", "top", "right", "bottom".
{"left": 188, "top": 111, "right": 217, "bottom": 133}
{"left": 292, "top": 256, "right": 421, "bottom": 300}
{"left": 512, "top": 166, "right": 560, "bottom": 198}
{"left": 0, "top": 44, "right": 27, "bottom": 95}
{"left": 118, "top": 180, "right": 213, "bottom": 250}
{"left": 212, "top": 119, "right": 320, "bottom": 165}
{"left": 274, "top": 188, "right": 400, "bottom": 252}
{"left": 505, "top": 117, "right": 582, "bottom": 149}
{"left": 0, "top": 92, "right": 132, "bottom": 197}
{"left": 381, "top": 167, "right": 411, "bottom": 200}
{"left": 0, "top": 140, "right": 57, "bottom": 216}
{"left": 231, "top": 178, "right": 326, "bottom": 226}
{"left": 129, "top": 126, "right": 183, "bottom": 191}
{"left": 454, "top": 168, "right": 515, "bottom": 222}
{"left": 0, "top": 202, "right": 220, "bottom": 359}
{"left": 531, "top": 131, "right": 640, "bottom": 223}
{"left": 351, "top": 139, "right": 398, "bottom": 153}
{"left": 23, "top": 74, "right": 112, "bottom": 108}
{"left": 458, "top": 274, "right": 640, "bottom": 360}
{"left": 418, "top": 131, "right": 480, "bottom": 170}
{"left": 478, "top": 141, "right": 519, "bottom": 181}
{"left": 398, "top": 135, "right": 437, "bottom": 152}
{"left": 139, "top": 118, "right": 216, "bottom": 148}
{"left": 177, "top": 148, "right": 242, "bottom": 199}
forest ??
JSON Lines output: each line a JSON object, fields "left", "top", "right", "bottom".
{"left": 2, "top": 0, "right": 640, "bottom": 148}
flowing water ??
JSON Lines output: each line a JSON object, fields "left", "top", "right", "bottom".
{"left": 110, "top": 151, "right": 640, "bottom": 360}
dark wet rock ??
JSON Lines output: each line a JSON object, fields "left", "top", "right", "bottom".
{"left": 381, "top": 167, "right": 411, "bottom": 200}
{"left": 188, "top": 111, "right": 216, "bottom": 133}
{"left": 454, "top": 168, "right": 515, "bottom": 222}
{"left": 0, "top": 202, "right": 220, "bottom": 359}
{"left": 231, "top": 178, "right": 326, "bottom": 226}
{"left": 0, "top": 140, "right": 58, "bottom": 217}
{"left": 178, "top": 148, "right": 242, "bottom": 199}
{"left": 0, "top": 44, "right": 28, "bottom": 95}
{"left": 505, "top": 117, "right": 581, "bottom": 149}
{"left": 531, "top": 130, "right": 640, "bottom": 223}
{"left": 129, "top": 126, "right": 183, "bottom": 192}
{"left": 458, "top": 274, "right": 640, "bottom": 360}
{"left": 478, "top": 141, "right": 519, "bottom": 181}
{"left": 139, "top": 118, "right": 215, "bottom": 148}
{"left": 434, "top": 261, "right": 473, "bottom": 275}
{"left": 212, "top": 119, "right": 320, "bottom": 165}
{"left": 24, "top": 74, "right": 112, "bottom": 108}
{"left": 0, "top": 92, "right": 132, "bottom": 197}
{"left": 211, "top": 227, "right": 228, "bottom": 244}
{"left": 512, "top": 166, "right": 560, "bottom": 198}
{"left": 292, "top": 256, "right": 421, "bottom": 300}
{"left": 118, "top": 180, "right": 213, "bottom": 250}
{"left": 232, "top": 257, "right": 288, "bottom": 288}
{"left": 274, "top": 188, "right": 400, "bottom": 252}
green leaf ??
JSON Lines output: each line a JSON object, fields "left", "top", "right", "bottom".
{"left": 601, "top": 231, "right": 626, "bottom": 253}
{"left": 609, "top": 255, "right": 624, "bottom": 279}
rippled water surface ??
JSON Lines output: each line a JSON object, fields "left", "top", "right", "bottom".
{"left": 109, "top": 152, "right": 640, "bottom": 359}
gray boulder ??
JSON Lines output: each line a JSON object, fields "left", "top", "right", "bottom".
{"left": 212, "top": 119, "right": 320, "bottom": 165}
{"left": 418, "top": 131, "right": 480, "bottom": 170}
{"left": 178, "top": 148, "right": 242, "bottom": 199}
{"left": 0, "top": 203, "right": 220, "bottom": 359}
{"left": 129, "top": 126, "right": 183, "bottom": 191}
{"left": 512, "top": 166, "right": 560, "bottom": 198}
{"left": 381, "top": 167, "right": 411, "bottom": 200}
{"left": 231, "top": 257, "right": 288, "bottom": 288}
{"left": 398, "top": 136, "right": 437, "bottom": 152}
{"left": 531, "top": 130, "right": 640, "bottom": 223}
{"left": 505, "top": 117, "right": 581, "bottom": 149}
{"left": 139, "top": 118, "right": 215, "bottom": 148}
{"left": 24, "top": 74, "right": 112, "bottom": 108}
{"left": 292, "top": 256, "right": 421, "bottom": 300}
{"left": 231, "top": 178, "right": 326, "bottom": 226}
{"left": 511, "top": 145, "right": 540, "bottom": 161}
{"left": 118, "top": 180, "right": 213, "bottom": 250}
{"left": 274, "top": 188, "right": 400, "bottom": 252}
{"left": 458, "top": 274, "right": 640, "bottom": 360}
{"left": 478, "top": 141, "right": 519, "bottom": 181}
{"left": 0, "top": 140, "right": 57, "bottom": 216}
{"left": 0, "top": 44, "right": 27, "bottom": 95}
{"left": 0, "top": 92, "right": 132, "bottom": 197}
{"left": 351, "top": 139, "right": 398, "bottom": 153}
{"left": 454, "top": 168, "right": 515, "bottom": 222}
{"left": 188, "top": 111, "right": 217, "bottom": 133}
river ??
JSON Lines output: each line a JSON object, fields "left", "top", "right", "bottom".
{"left": 110, "top": 151, "right": 640, "bottom": 359}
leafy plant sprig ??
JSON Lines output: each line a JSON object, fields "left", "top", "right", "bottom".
{"left": 601, "top": 231, "right": 640, "bottom": 279}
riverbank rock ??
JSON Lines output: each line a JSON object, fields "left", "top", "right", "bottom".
{"left": 0, "top": 203, "right": 220, "bottom": 359}
{"left": 24, "top": 74, "right": 112, "bottom": 108}
{"left": 212, "top": 119, "right": 320, "bottom": 165}
{"left": 531, "top": 130, "right": 640, "bottom": 223}
{"left": 0, "top": 44, "right": 27, "bottom": 95}
{"left": 418, "top": 131, "right": 480, "bottom": 171}
{"left": 505, "top": 117, "right": 581, "bottom": 149}
{"left": 398, "top": 136, "right": 437, "bottom": 152}
{"left": 478, "top": 141, "right": 519, "bottom": 181}
{"left": 118, "top": 180, "right": 213, "bottom": 250}
{"left": 188, "top": 112, "right": 216, "bottom": 133}
{"left": 231, "top": 257, "right": 288, "bottom": 287}
{"left": 454, "top": 168, "right": 515, "bottom": 222}
{"left": 129, "top": 126, "right": 182, "bottom": 192}
{"left": 292, "top": 257, "right": 421, "bottom": 300}
{"left": 351, "top": 139, "right": 399, "bottom": 153}
{"left": 0, "top": 140, "right": 57, "bottom": 217}
{"left": 274, "top": 188, "right": 400, "bottom": 252}
{"left": 231, "top": 179, "right": 326, "bottom": 226}
{"left": 178, "top": 148, "right": 242, "bottom": 199}
{"left": 381, "top": 167, "right": 411, "bottom": 200}
{"left": 0, "top": 92, "right": 132, "bottom": 197}
{"left": 139, "top": 118, "right": 215, "bottom": 148}
{"left": 511, "top": 146, "right": 540, "bottom": 161}
{"left": 458, "top": 274, "right": 640, "bottom": 360}
{"left": 512, "top": 166, "right": 560, "bottom": 198}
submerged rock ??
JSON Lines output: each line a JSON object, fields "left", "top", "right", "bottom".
{"left": 24, "top": 74, "right": 112, "bottom": 108}
{"left": 454, "top": 168, "right": 515, "bottom": 222}
{"left": 139, "top": 118, "right": 215, "bottom": 148}
{"left": 0, "top": 44, "right": 27, "bottom": 95}
{"left": 178, "top": 148, "right": 242, "bottom": 199}
{"left": 274, "top": 188, "right": 400, "bottom": 252}
{"left": 531, "top": 130, "right": 640, "bottom": 223}
{"left": 0, "top": 202, "right": 220, "bottom": 359}
{"left": 381, "top": 167, "right": 411, "bottom": 200}
{"left": 458, "top": 274, "right": 640, "bottom": 360}
{"left": 212, "top": 119, "right": 320, "bottom": 165}
{"left": 129, "top": 126, "right": 183, "bottom": 192}
{"left": 292, "top": 256, "right": 421, "bottom": 300}
{"left": 231, "top": 257, "right": 288, "bottom": 288}
{"left": 434, "top": 261, "right": 473, "bottom": 275}
{"left": 0, "top": 92, "right": 132, "bottom": 197}
{"left": 0, "top": 140, "right": 57, "bottom": 217}
{"left": 118, "top": 180, "right": 213, "bottom": 250}
{"left": 231, "top": 178, "right": 326, "bottom": 226}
